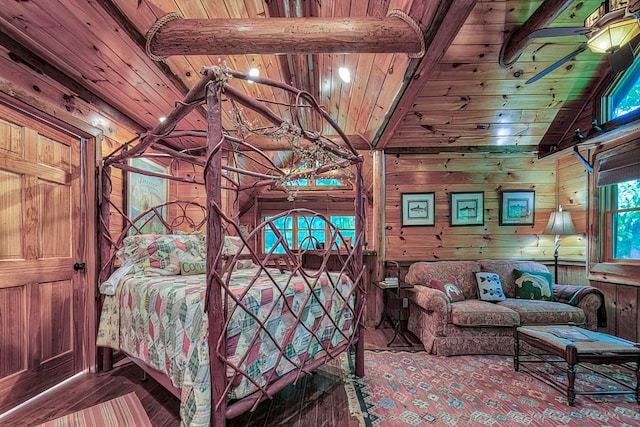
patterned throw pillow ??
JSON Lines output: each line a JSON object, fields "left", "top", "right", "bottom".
{"left": 223, "top": 236, "right": 257, "bottom": 270}
{"left": 180, "top": 261, "right": 206, "bottom": 276}
{"left": 117, "top": 233, "right": 206, "bottom": 276}
{"left": 429, "top": 276, "right": 465, "bottom": 302}
{"left": 474, "top": 272, "right": 506, "bottom": 302}
{"left": 513, "top": 269, "right": 554, "bottom": 301}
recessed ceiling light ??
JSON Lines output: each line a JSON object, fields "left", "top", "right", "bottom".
{"left": 338, "top": 67, "right": 351, "bottom": 83}
{"left": 248, "top": 67, "right": 259, "bottom": 84}
{"left": 159, "top": 117, "right": 166, "bottom": 123}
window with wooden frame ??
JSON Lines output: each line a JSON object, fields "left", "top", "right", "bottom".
{"left": 590, "top": 141, "right": 640, "bottom": 282}
{"left": 263, "top": 213, "right": 355, "bottom": 254}
{"left": 605, "top": 56, "right": 640, "bottom": 120}
{"left": 280, "top": 161, "right": 351, "bottom": 191}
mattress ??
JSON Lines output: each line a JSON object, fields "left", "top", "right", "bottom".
{"left": 97, "top": 266, "right": 355, "bottom": 426}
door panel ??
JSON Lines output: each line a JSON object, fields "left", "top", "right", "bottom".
{"left": 0, "top": 105, "right": 84, "bottom": 413}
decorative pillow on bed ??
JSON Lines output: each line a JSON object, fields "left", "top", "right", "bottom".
{"left": 429, "top": 276, "right": 465, "bottom": 302}
{"left": 474, "top": 272, "right": 506, "bottom": 302}
{"left": 180, "top": 261, "right": 206, "bottom": 275}
{"left": 223, "top": 236, "right": 249, "bottom": 255}
{"left": 513, "top": 269, "right": 554, "bottom": 301}
{"left": 117, "top": 233, "right": 206, "bottom": 276}
{"left": 222, "top": 236, "right": 257, "bottom": 270}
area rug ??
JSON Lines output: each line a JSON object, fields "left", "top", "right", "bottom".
{"left": 37, "top": 392, "right": 152, "bottom": 427}
{"left": 347, "top": 350, "right": 640, "bottom": 426}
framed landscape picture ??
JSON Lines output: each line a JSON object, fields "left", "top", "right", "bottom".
{"left": 401, "top": 192, "right": 435, "bottom": 226}
{"left": 127, "top": 158, "right": 169, "bottom": 234}
{"left": 450, "top": 191, "right": 484, "bottom": 226}
{"left": 500, "top": 190, "right": 535, "bottom": 225}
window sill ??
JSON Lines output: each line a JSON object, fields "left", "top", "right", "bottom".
{"left": 588, "top": 262, "right": 640, "bottom": 286}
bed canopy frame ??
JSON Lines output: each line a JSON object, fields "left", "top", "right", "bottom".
{"left": 98, "top": 65, "right": 365, "bottom": 425}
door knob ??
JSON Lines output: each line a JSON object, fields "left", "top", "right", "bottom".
{"left": 73, "top": 262, "right": 86, "bottom": 271}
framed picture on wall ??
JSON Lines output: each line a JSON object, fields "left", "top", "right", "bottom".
{"left": 500, "top": 190, "right": 535, "bottom": 225}
{"left": 450, "top": 191, "right": 484, "bottom": 226}
{"left": 127, "top": 158, "right": 169, "bottom": 234}
{"left": 401, "top": 192, "right": 435, "bottom": 226}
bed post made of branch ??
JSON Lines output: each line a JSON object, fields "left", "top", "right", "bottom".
{"left": 354, "top": 159, "right": 365, "bottom": 377}
{"left": 204, "top": 75, "right": 226, "bottom": 426}
{"left": 99, "top": 164, "right": 113, "bottom": 372}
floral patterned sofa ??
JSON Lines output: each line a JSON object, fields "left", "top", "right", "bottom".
{"left": 404, "top": 260, "right": 606, "bottom": 356}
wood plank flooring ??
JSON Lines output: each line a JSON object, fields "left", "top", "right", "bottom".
{"left": 0, "top": 328, "right": 420, "bottom": 426}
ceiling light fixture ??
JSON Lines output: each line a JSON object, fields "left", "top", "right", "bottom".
{"left": 338, "top": 67, "right": 351, "bottom": 83}
{"left": 587, "top": 17, "right": 640, "bottom": 53}
{"left": 159, "top": 116, "right": 167, "bottom": 123}
{"left": 247, "top": 67, "right": 259, "bottom": 84}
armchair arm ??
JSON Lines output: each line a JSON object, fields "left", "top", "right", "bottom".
{"left": 553, "top": 284, "right": 606, "bottom": 330}
{"left": 409, "top": 286, "right": 452, "bottom": 338}
{"left": 410, "top": 286, "right": 451, "bottom": 316}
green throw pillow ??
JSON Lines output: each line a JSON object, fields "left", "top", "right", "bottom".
{"left": 180, "top": 261, "right": 206, "bottom": 275}
{"left": 513, "top": 269, "right": 554, "bottom": 301}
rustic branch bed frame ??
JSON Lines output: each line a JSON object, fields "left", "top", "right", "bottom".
{"left": 98, "top": 65, "right": 365, "bottom": 425}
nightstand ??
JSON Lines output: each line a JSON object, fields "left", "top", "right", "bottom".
{"left": 374, "top": 280, "right": 414, "bottom": 347}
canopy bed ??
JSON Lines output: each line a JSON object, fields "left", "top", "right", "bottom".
{"left": 96, "top": 65, "right": 365, "bottom": 426}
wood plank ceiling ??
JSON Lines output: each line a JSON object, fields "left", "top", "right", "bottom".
{"left": 0, "top": 0, "right": 622, "bottom": 156}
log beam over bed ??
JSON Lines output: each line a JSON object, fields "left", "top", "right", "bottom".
{"left": 97, "top": 65, "right": 365, "bottom": 426}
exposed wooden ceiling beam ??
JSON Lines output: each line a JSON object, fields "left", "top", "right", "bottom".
{"left": 373, "top": 0, "right": 478, "bottom": 149}
{"left": 499, "top": 0, "right": 573, "bottom": 67}
{"left": 146, "top": 17, "right": 422, "bottom": 56}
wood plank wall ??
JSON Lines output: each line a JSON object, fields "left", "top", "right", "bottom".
{"left": 383, "top": 152, "right": 560, "bottom": 261}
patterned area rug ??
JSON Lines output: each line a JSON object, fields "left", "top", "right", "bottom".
{"left": 347, "top": 350, "right": 640, "bottom": 426}
{"left": 37, "top": 392, "right": 152, "bottom": 427}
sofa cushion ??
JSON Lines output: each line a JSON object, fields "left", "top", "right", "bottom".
{"left": 450, "top": 300, "right": 520, "bottom": 327}
{"left": 479, "top": 260, "right": 550, "bottom": 298}
{"left": 429, "top": 276, "right": 465, "bottom": 302}
{"left": 474, "top": 272, "right": 506, "bottom": 302}
{"left": 405, "top": 261, "right": 481, "bottom": 299}
{"left": 513, "top": 269, "right": 554, "bottom": 301}
{"left": 498, "top": 299, "right": 585, "bottom": 326}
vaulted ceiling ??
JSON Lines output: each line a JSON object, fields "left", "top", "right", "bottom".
{"left": 0, "top": 0, "right": 624, "bottom": 157}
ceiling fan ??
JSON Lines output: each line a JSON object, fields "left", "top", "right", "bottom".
{"left": 526, "top": 0, "right": 640, "bottom": 84}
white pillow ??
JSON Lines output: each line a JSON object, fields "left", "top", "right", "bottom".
{"left": 474, "top": 272, "right": 506, "bottom": 302}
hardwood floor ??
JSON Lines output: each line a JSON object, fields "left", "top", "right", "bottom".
{"left": 0, "top": 328, "right": 421, "bottom": 426}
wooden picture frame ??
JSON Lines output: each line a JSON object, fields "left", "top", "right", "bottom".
{"left": 450, "top": 191, "right": 484, "bottom": 226}
{"left": 401, "top": 192, "right": 435, "bottom": 226}
{"left": 500, "top": 190, "right": 535, "bottom": 225}
{"left": 127, "top": 158, "right": 169, "bottom": 234}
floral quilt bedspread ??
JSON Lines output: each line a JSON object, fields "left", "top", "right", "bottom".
{"left": 97, "top": 267, "right": 355, "bottom": 426}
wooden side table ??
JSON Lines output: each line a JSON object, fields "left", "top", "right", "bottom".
{"left": 374, "top": 281, "right": 414, "bottom": 347}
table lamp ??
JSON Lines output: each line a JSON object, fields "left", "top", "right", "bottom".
{"left": 543, "top": 205, "right": 577, "bottom": 281}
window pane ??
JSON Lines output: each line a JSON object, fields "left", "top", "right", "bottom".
{"left": 265, "top": 216, "right": 293, "bottom": 253}
{"left": 316, "top": 178, "right": 342, "bottom": 186}
{"left": 609, "top": 179, "right": 640, "bottom": 260}
{"left": 616, "top": 179, "right": 640, "bottom": 210}
{"left": 613, "top": 211, "right": 640, "bottom": 259}
{"left": 298, "top": 216, "right": 325, "bottom": 248}
{"left": 330, "top": 215, "right": 355, "bottom": 229}
{"left": 609, "top": 58, "right": 640, "bottom": 119}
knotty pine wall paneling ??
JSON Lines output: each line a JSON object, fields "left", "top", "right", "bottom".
{"left": 556, "top": 155, "right": 589, "bottom": 261}
{"left": 384, "top": 152, "right": 559, "bottom": 261}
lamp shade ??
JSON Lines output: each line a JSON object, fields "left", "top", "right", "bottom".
{"left": 543, "top": 208, "right": 577, "bottom": 236}
{"left": 587, "top": 18, "right": 640, "bottom": 53}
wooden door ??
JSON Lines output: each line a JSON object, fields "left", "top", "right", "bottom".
{"left": 0, "top": 105, "right": 87, "bottom": 412}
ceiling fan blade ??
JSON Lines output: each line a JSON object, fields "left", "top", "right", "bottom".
{"left": 608, "top": 43, "right": 635, "bottom": 73}
{"left": 526, "top": 43, "right": 588, "bottom": 85}
{"left": 528, "top": 27, "right": 591, "bottom": 38}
